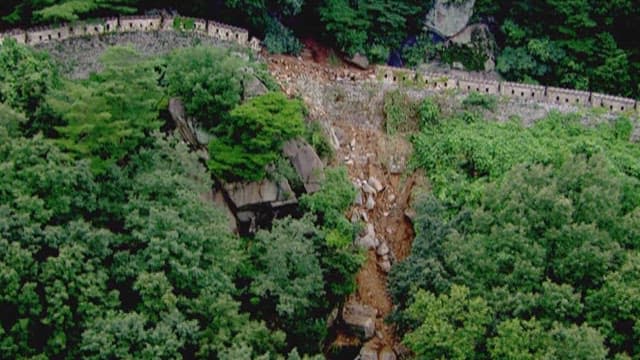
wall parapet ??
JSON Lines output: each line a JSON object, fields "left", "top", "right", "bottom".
{"left": 1, "top": 13, "right": 259, "bottom": 50}
{"left": 375, "top": 66, "right": 638, "bottom": 113}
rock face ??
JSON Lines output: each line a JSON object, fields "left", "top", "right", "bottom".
{"left": 282, "top": 139, "right": 324, "bottom": 193}
{"left": 425, "top": 0, "right": 476, "bottom": 38}
{"left": 224, "top": 179, "right": 295, "bottom": 210}
{"left": 168, "top": 97, "right": 204, "bottom": 149}
{"left": 211, "top": 190, "right": 238, "bottom": 233}
{"left": 342, "top": 303, "right": 377, "bottom": 340}
{"left": 242, "top": 75, "right": 268, "bottom": 100}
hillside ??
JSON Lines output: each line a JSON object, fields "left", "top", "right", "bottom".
{"left": 1, "top": 2, "right": 640, "bottom": 359}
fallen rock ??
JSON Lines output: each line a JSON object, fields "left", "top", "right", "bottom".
{"left": 356, "top": 233, "right": 377, "bottom": 250}
{"left": 342, "top": 303, "right": 377, "bottom": 340}
{"left": 347, "top": 53, "right": 370, "bottom": 69}
{"left": 425, "top": 0, "right": 476, "bottom": 38}
{"left": 366, "top": 195, "right": 375, "bottom": 210}
{"left": 379, "top": 260, "right": 391, "bottom": 273}
{"left": 376, "top": 242, "right": 390, "bottom": 256}
{"left": 379, "top": 347, "right": 397, "bottom": 360}
{"left": 368, "top": 176, "right": 384, "bottom": 192}
{"left": 359, "top": 344, "right": 378, "bottom": 360}
{"left": 362, "top": 182, "right": 377, "bottom": 195}
{"left": 404, "top": 208, "right": 416, "bottom": 222}
{"left": 282, "top": 139, "right": 324, "bottom": 193}
{"left": 354, "top": 191, "right": 364, "bottom": 206}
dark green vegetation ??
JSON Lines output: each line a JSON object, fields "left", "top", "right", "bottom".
{"left": 389, "top": 92, "right": 640, "bottom": 359}
{"left": 3, "top": 0, "right": 639, "bottom": 97}
{"left": 0, "top": 39, "right": 361, "bottom": 358}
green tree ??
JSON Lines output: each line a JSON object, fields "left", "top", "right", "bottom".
{"left": 165, "top": 46, "right": 247, "bottom": 129}
{"left": 208, "top": 92, "right": 304, "bottom": 181}
{"left": 0, "top": 39, "right": 60, "bottom": 128}
{"left": 403, "top": 285, "right": 492, "bottom": 360}
{"left": 49, "top": 46, "right": 162, "bottom": 173}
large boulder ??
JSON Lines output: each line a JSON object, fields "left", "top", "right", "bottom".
{"left": 243, "top": 75, "right": 269, "bottom": 100}
{"left": 347, "top": 53, "right": 370, "bottom": 70}
{"left": 224, "top": 179, "right": 296, "bottom": 210}
{"left": 282, "top": 139, "right": 324, "bottom": 193}
{"left": 425, "top": 0, "right": 476, "bottom": 38}
{"left": 342, "top": 302, "right": 377, "bottom": 340}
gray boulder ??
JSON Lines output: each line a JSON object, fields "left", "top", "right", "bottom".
{"left": 282, "top": 139, "right": 324, "bottom": 193}
{"left": 224, "top": 179, "right": 295, "bottom": 210}
{"left": 425, "top": 0, "right": 476, "bottom": 38}
{"left": 347, "top": 53, "right": 370, "bottom": 69}
{"left": 243, "top": 75, "right": 269, "bottom": 100}
{"left": 342, "top": 303, "right": 377, "bottom": 340}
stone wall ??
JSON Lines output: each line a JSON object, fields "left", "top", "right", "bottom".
{"left": 1, "top": 13, "right": 259, "bottom": 51}
{"left": 375, "top": 66, "right": 638, "bottom": 113}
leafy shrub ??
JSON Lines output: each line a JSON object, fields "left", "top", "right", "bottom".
{"left": 368, "top": 44, "right": 390, "bottom": 64}
{"left": 263, "top": 17, "right": 302, "bottom": 55}
{"left": 418, "top": 97, "right": 440, "bottom": 128}
{"left": 462, "top": 92, "right": 498, "bottom": 111}
{"left": 383, "top": 89, "right": 418, "bottom": 135}
{"left": 304, "top": 120, "right": 334, "bottom": 159}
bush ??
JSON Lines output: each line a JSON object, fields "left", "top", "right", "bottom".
{"left": 462, "top": 92, "right": 498, "bottom": 111}
{"left": 418, "top": 97, "right": 440, "bottom": 128}
{"left": 368, "top": 44, "right": 390, "bottom": 64}
{"left": 263, "top": 17, "right": 302, "bottom": 55}
{"left": 383, "top": 90, "right": 418, "bottom": 135}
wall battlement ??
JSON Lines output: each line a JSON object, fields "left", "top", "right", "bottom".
{"left": 374, "top": 67, "right": 638, "bottom": 113}
{"left": 1, "top": 16, "right": 637, "bottom": 114}
{"left": 1, "top": 13, "right": 258, "bottom": 50}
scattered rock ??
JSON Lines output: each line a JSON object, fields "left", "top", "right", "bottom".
{"left": 452, "top": 61, "right": 465, "bottom": 70}
{"left": 354, "top": 191, "right": 364, "bottom": 206}
{"left": 362, "top": 182, "right": 377, "bottom": 194}
{"left": 356, "top": 233, "right": 377, "bottom": 250}
{"left": 379, "top": 347, "right": 397, "bottom": 360}
{"left": 366, "top": 195, "right": 375, "bottom": 210}
{"left": 359, "top": 344, "right": 378, "bottom": 360}
{"left": 360, "top": 210, "right": 369, "bottom": 222}
{"left": 388, "top": 194, "right": 396, "bottom": 203}
{"left": 379, "top": 259, "right": 391, "bottom": 273}
{"left": 282, "top": 139, "right": 324, "bottom": 193}
{"left": 376, "top": 242, "right": 390, "bottom": 256}
{"left": 368, "top": 176, "right": 384, "bottom": 192}
{"left": 404, "top": 208, "right": 416, "bottom": 222}
{"left": 342, "top": 303, "right": 377, "bottom": 340}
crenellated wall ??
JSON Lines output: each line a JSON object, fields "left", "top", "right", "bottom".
{"left": 1, "top": 13, "right": 259, "bottom": 51}
{"left": 2, "top": 15, "right": 638, "bottom": 114}
{"left": 375, "top": 66, "right": 638, "bottom": 113}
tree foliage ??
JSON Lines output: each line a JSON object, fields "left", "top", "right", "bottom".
{"left": 392, "top": 110, "right": 640, "bottom": 358}
{"left": 208, "top": 92, "right": 304, "bottom": 181}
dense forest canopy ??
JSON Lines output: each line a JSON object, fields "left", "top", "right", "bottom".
{"left": 387, "top": 94, "right": 640, "bottom": 359}
{"left": 2, "top": 0, "right": 640, "bottom": 97}
{"left": 0, "top": 38, "right": 361, "bottom": 358}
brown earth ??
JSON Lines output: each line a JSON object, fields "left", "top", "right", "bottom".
{"left": 267, "top": 51, "right": 421, "bottom": 358}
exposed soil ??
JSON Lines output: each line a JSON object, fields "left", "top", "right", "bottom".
{"left": 267, "top": 50, "right": 420, "bottom": 358}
